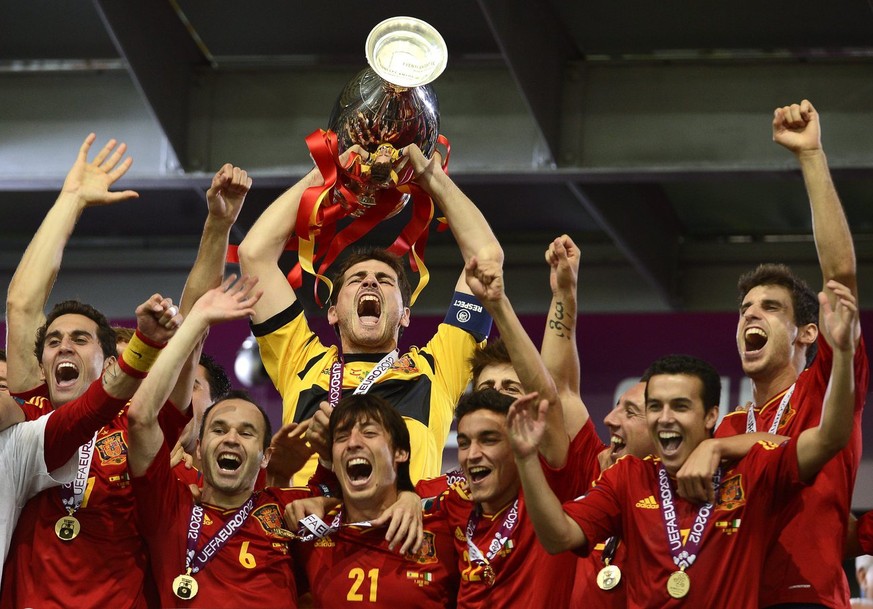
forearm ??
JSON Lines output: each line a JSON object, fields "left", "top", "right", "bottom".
{"left": 516, "top": 453, "right": 585, "bottom": 553}
{"left": 128, "top": 315, "right": 208, "bottom": 428}
{"left": 797, "top": 347, "right": 855, "bottom": 480}
{"left": 488, "top": 296, "right": 567, "bottom": 464}
{"left": 238, "top": 169, "right": 320, "bottom": 272}
{"left": 420, "top": 170, "right": 502, "bottom": 265}
{"left": 541, "top": 290, "right": 579, "bottom": 394}
{"left": 180, "top": 215, "right": 233, "bottom": 315}
{"left": 43, "top": 380, "right": 129, "bottom": 471}
{"left": 0, "top": 395, "right": 25, "bottom": 432}
{"left": 710, "top": 432, "right": 788, "bottom": 461}
{"left": 7, "top": 193, "right": 85, "bottom": 391}
{"left": 797, "top": 150, "right": 856, "bottom": 291}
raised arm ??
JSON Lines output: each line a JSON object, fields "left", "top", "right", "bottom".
{"left": 237, "top": 166, "right": 322, "bottom": 323}
{"left": 6, "top": 134, "right": 138, "bottom": 392}
{"left": 507, "top": 394, "right": 587, "bottom": 553}
{"left": 404, "top": 144, "right": 503, "bottom": 294}
{"left": 168, "top": 164, "right": 252, "bottom": 413}
{"left": 127, "top": 276, "right": 262, "bottom": 477}
{"left": 773, "top": 100, "right": 859, "bottom": 323}
{"left": 795, "top": 280, "right": 858, "bottom": 481}
{"left": 465, "top": 256, "right": 569, "bottom": 466}
{"left": 540, "top": 235, "right": 589, "bottom": 438}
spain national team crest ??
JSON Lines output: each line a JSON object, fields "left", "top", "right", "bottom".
{"left": 96, "top": 431, "right": 128, "bottom": 466}
{"left": 406, "top": 531, "right": 438, "bottom": 564}
{"left": 715, "top": 474, "right": 746, "bottom": 511}
{"left": 253, "top": 504, "right": 286, "bottom": 536}
{"left": 392, "top": 354, "right": 418, "bottom": 373}
{"left": 775, "top": 404, "right": 797, "bottom": 431}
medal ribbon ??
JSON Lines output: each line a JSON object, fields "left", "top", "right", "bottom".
{"left": 656, "top": 464, "right": 721, "bottom": 569}
{"left": 59, "top": 434, "right": 97, "bottom": 515}
{"left": 745, "top": 384, "right": 795, "bottom": 434}
{"left": 296, "top": 510, "right": 373, "bottom": 543}
{"left": 184, "top": 495, "right": 256, "bottom": 575}
{"left": 326, "top": 349, "right": 399, "bottom": 408}
{"left": 601, "top": 535, "right": 619, "bottom": 566}
{"left": 464, "top": 500, "right": 520, "bottom": 573}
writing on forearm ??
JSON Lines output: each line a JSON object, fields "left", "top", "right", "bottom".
{"left": 547, "top": 301, "right": 573, "bottom": 339}
{"left": 102, "top": 362, "right": 119, "bottom": 388}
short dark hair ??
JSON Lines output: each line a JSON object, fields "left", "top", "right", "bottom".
{"left": 469, "top": 338, "right": 511, "bottom": 387}
{"left": 737, "top": 263, "right": 819, "bottom": 365}
{"left": 199, "top": 389, "right": 272, "bottom": 452}
{"left": 642, "top": 354, "right": 721, "bottom": 413}
{"left": 330, "top": 247, "right": 412, "bottom": 309}
{"left": 455, "top": 388, "right": 516, "bottom": 424}
{"left": 199, "top": 353, "right": 231, "bottom": 403}
{"left": 35, "top": 300, "right": 116, "bottom": 361}
{"left": 0, "top": 349, "right": 6, "bottom": 362}
{"left": 329, "top": 394, "right": 413, "bottom": 493}
{"left": 112, "top": 326, "right": 135, "bottom": 345}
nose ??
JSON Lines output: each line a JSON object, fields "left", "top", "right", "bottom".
{"left": 361, "top": 273, "right": 378, "bottom": 288}
{"left": 466, "top": 439, "right": 483, "bottom": 461}
{"left": 347, "top": 427, "right": 364, "bottom": 448}
{"left": 603, "top": 405, "right": 620, "bottom": 429}
{"left": 58, "top": 336, "right": 76, "bottom": 353}
{"left": 657, "top": 405, "right": 674, "bottom": 425}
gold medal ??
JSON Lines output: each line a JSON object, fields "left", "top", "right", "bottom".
{"left": 596, "top": 563, "right": 622, "bottom": 591}
{"left": 482, "top": 564, "right": 495, "bottom": 587}
{"left": 54, "top": 515, "right": 81, "bottom": 541}
{"left": 666, "top": 570, "right": 690, "bottom": 599}
{"left": 172, "top": 573, "right": 199, "bottom": 600}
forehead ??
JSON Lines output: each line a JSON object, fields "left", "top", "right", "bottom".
{"left": 335, "top": 414, "right": 387, "bottom": 435}
{"left": 742, "top": 284, "right": 793, "bottom": 306}
{"left": 458, "top": 408, "right": 507, "bottom": 436}
{"left": 646, "top": 374, "right": 704, "bottom": 406}
{"left": 341, "top": 260, "right": 398, "bottom": 282}
{"left": 619, "top": 383, "right": 646, "bottom": 407}
{"left": 205, "top": 399, "right": 264, "bottom": 433}
{"left": 476, "top": 363, "right": 520, "bottom": 385}
{"left": 46, "top": 313, "right": 100, "bottom": 336}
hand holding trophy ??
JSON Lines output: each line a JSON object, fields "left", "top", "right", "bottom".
{"left": 292, "top": 17, "right": 449, "bottom": 304}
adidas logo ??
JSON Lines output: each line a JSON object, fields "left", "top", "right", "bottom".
{"left": 635, "top": 495, "right": 659, "bottom": 509}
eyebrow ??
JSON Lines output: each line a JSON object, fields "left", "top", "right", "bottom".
{"left": 348, "top": 270, "right": 395, "bottom": 281}
{"left": 45, "top": 329, "right": 95, "bottom": 340}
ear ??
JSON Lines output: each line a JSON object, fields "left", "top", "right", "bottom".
{"left": 399, "top": 307, "right": 411, "bottom": 329}
{"left": 195, "top": 439, "right": 203, "bottom": 464}
{"left": 704, "top": 405, "right": 719, "bottom": 434}
{"left": 103, "top": 355, "right": 117, "bottom": 372}
{"left": 394, "top": 447, "right": 410, "bottom": 467}
{"left": 327, "top": 305, "right": 339, "bottom": 327}
{"left": 797, "top": 322, "right": 818, "bottom": 347}
{"left": 260, "top": 446, "right": 273, "bottom": 470}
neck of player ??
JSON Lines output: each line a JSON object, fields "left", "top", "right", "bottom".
{"left": 344, "top": 488, "right": 400, "bottom": 524}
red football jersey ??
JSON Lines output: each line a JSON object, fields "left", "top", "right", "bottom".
{"left": 134, "top": 442, "right": 309, "bottom": 608}
{"left": 571, "top": 535, "right": 628, "bottom": 609}
{"left": 716, "top": 336, "right": 868, "bottom": 608}
{"left": 294, "top": 505, "right": 459, "bottom": 608}
{"left": 564, "top": 437, "right": 805, "bottom": 609}
{"left": 431, "top": 421, "right": 601, "bottom": 609}
{"left": 2, "top": 389, "right": 189, "bottom": 609}
{"left": 858, "top": 510, "right": 873, "bottom": 556}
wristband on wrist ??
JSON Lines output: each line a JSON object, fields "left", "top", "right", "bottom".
{"left": 117, "top": 329, "right": 166, "bottom": 378}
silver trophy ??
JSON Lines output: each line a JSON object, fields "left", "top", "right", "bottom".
{"left": 327, "top": 16, "right": 447, "bottom": 217}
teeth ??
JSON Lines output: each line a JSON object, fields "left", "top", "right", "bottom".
{"left": 360, "top": 295, "right": 378, "bottom": 303}
{"left": 348, "top": 457, "right": 369, "bottom": 467}
{"left": 658, "top": 431, "right": 681, "bottom": 440}
{"left": 610, "top": 435, "right": 625, "bottom": 447}
{"left": 745, "top": 328, "right": 767, "bottom": 339}
{"left": 218, "top": 453, "right": 241, "bottom": 464}
{"left": 58, "top": 362, "right": 78, "bottom": 370}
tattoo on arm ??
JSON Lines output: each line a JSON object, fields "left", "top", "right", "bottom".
{"left": 548, "top": 301, "right": 572, "bottom": 339}
{"left": 101, "top": 362, "right": 119, "bottom": 388}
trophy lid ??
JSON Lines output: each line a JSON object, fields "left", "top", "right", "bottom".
{"left": 365, "top": 16, "right": 447, "bottom": 88}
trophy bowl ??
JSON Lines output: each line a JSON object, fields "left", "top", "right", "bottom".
{"left": 327, "top": 16, "right": 446, "bottom": 217}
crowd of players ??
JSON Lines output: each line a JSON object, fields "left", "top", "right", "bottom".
{"left": 0, "top": 99, "right": 871, "bottom": 609}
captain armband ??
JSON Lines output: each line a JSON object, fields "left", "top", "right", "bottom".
{"left": 117, "top": 330, "right": 166, "bottom": 379}
{"left": 445, "top": 292, "right": 493, "bottom": 342}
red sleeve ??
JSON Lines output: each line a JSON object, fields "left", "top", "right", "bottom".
{"left": 544, "top": 418, "right": 606, "bottom": 500}
{"left": 18, "top": 395, "right": 54, "bottom": 421}
{"left": 42, "top": 380, "right": 128, "bottom": 471}
{"left": 416, "top": 474, "right": 451, "bottom": 499}
{"left": 857, "top": 510, "right": 873, "bottom": 555}
{"left": 714, "top": 410, "right": 747, "bottom": 439}
{"left": 157, "top": 401, "right": 192, "bottom": 449}
{"left": 561, "top": 460, "right": 625, "bottom": 558}
{"left": 307, "top": 463, "right": 340, "bottom": 497}
{"left": 132, "top": 441, "right": 188, "bottom": 531}
{"left": 11, "top": 383, "right": 49, "bottom": 402}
